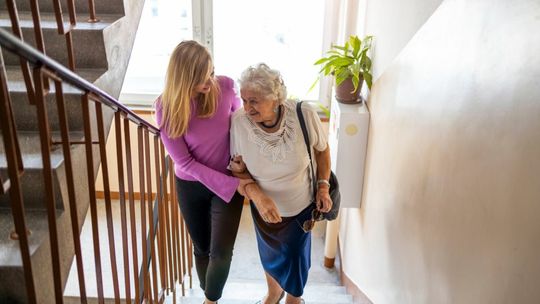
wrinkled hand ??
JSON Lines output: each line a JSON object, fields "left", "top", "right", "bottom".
{"left": 229, "top": 155, "right": 247, "bottom": 174}
{"left": 316, "top": 187, "right": 333, "bottom": 213}
{"left": 237, "top": 178, "right": 254, "bottom": 197}
{"left": 252, "top": 193, "right": 282, "bottom": 223}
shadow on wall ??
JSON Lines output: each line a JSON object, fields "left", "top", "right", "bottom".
{"left": 343, "top": 0, "right": 540, "bottom": 303}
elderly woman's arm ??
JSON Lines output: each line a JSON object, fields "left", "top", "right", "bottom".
{"left": 314, "top": 146, "right": 333, "bottom": 213}
{"left": 230, "top": 156, "right": 282, "bottom": 223}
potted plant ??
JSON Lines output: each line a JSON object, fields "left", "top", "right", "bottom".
{"left": 313, "top": 35, "right": 373, "bottom": 104}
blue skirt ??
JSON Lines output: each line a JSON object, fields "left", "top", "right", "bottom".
{"left": 250, "top": 202, "right": 314, "bottom": 297}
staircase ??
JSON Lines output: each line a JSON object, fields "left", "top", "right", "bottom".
{"left": 167, "top": 209, "right": 354, "bottom": 304}
{"left": 0, "top": 0, "right": 145, "bottom": 302}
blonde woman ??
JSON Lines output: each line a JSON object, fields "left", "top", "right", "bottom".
{"left": 155, "top": 40, "right": 253, "bottom": 304}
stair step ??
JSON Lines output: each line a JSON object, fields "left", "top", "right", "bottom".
{"left": 165, "top": 279, "right": 352, "bottom": 304}
{"left": 0, "top": 131, "right": 85, "bottom": 210}
{"left": 0, "top": 208, "right": 53, "bottom": 301}
{"left": 4, "top": 65, "right": 105, "bottom": 132}
{"left": 0, "top": 209, "right": 50, "bottom": 266}
{"left": 0, "top": 12, "right": 123, "bottom": 69}
{"left": 0, "top": 0, "right": 125, "bottom": 16}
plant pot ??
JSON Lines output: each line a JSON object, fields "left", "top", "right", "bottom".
{"left": 335, "top": 76, "right": 363, "bottom": 104}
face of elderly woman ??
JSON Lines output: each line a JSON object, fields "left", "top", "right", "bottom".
{"left": 240, "top": 88, "right": 279, "bottom": 123}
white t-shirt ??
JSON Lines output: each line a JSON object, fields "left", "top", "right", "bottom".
{"left": 230, "top": 99, "right": 328, "bottom": 217}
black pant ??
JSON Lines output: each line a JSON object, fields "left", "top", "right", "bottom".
{"left": 175, "top": 177, "right": 243, "bottom": 301}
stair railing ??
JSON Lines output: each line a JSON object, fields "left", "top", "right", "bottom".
{"left": 0, "top": 27, "right": 192, "bottom": 304}
{"left": 5, "top": 0, "right": 101, "bottom": 98}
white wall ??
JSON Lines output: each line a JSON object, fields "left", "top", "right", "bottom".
{"left": 339, "top": 0, "right": 540, "bottom": 303}
{"left": 358, "top": 0, "right": 444, "bottom": 79}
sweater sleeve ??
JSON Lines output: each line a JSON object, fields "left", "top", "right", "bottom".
{"left": 156, "top": 102, "right": 239, "bottom": 202}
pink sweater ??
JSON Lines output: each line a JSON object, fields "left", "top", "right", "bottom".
{"left": 156, "top": 76, "right": 241, "bottom": 202}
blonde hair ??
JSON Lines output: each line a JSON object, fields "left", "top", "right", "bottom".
{"left": 159, "top": 40, "right": 219, "bottom": 138}
{"left": 239, "top": 63, "right": 287, "bottom": 103}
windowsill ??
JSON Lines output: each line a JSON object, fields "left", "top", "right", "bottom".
{"left": 121, "top": 94, "right": 329, "bottom": 121}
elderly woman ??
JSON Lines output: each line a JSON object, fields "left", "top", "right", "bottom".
{"left": 229, "top": 63, "right": 332, "bottom": 304}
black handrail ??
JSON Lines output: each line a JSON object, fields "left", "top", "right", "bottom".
{"left": 0, "top": 28, "right": 160, "bottom": 134}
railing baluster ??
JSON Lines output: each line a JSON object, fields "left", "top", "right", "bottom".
{"left": 53, "top": 77, "right": 87, "bottom": 302}
{"left": 33, "top": 67, "right": 64, "bottom": 304}
{"left": 81, "top": 93, "right": 105, "bottom": 303}
{"left": 95, "top": 102, "right": 121, "bottom": 303}
{"left": 168, "top": 157, "right": 178, "bottom": 301}
{"left": 28, "top": 0, "right": 45, "bottom": 54}
{"left": 5, "top": 0, "right": 35, "bottom": 102}
{"left": 180, "top": 212, "right": 187, "bottom": 292}
{"left": 137, "top": 125, "right": 150, "bottom": 303}
{"left": 124, "top": 118, "right": 140, "bottom": 304}
{"left": 115, "top": 112, "right": 132, "bottom": 303}
{"left": 188, "top": 231, "right": 193, "bottom": 288}
{"left": 67, "top": 0, "right": 77, "bottom": 25}
{"left": 154, "top": 136, "right": 166, "bottom": 292}
{"left": 174, "top": 167, "right": 186, "bottom": 297}
{"left": 144, "top": 128, "right": 159, "bottom": 303}
{"left": 0, "top": 54, "right": 37, "bottom": 304}
{"left": 88, "top": 0, "right": 99, "bottom": 23}
{"left": 51, "top": 0, "right": 76, "bottom": 70}
{"left": 162, "top": 143, "right": 174, "bottom": 293}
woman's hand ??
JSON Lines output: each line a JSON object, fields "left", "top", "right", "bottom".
{"left": 237, "top": 178, "right": 254, "bottom": 197}
{"left": 316, "top": 185, "right": 333, "bottom": 213}
{"left": 229, "top": 155, "right": 247, "bottom": 174}
{"left": 250, "top": 189, "right": 282, "bottom": 223}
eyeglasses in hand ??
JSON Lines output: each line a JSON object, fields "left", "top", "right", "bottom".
{"left": 301, "top": 209, "right": 324, "bottom": 233}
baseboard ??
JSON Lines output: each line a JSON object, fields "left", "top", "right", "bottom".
{"left": 96, "top": 191, "right": 156, "bottom": 201}
{"left": 337, "top": 238, "right": 374, "bottom": 304}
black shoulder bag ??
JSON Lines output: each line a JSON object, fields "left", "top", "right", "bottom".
{"left": 296, "top": 101, "right": 341, "bottom": 221}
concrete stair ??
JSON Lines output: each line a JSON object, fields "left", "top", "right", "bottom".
{"left": 3, "top": 66, "right": 105, "bottom": 132}
{"left": 167, "top": 280, "right": 354, "bottom": 304}
{"left": 0, "top": 0, "right": 145, "bottom": 302}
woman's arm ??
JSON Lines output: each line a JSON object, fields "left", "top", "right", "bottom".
{"left": 157, "top": 104, "right": 241, "bottom": 202}
{"left": 314, "top": 146, "right": 333, "bottom": 212}
{"left": 230, "top": 156, "right": 282, "bottom": 223}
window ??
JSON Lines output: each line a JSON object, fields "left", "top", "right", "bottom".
{"left": 213, "top": 0, "right": 325, "bottom": 101}
{"left": 120, "top": 0, "right": 192, "bottom": 106}
{"left": 120, "top": 0, "right": 325, "bottom": 106}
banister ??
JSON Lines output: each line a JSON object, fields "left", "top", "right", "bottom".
{"left": 0, "top": 28, "right": 160, "bottom": 134}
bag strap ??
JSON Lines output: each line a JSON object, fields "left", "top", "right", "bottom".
{"left": 296, "top": 101, "right": 317, "bottom": 198}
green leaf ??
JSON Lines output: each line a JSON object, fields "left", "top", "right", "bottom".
{"left": 351, "top": 75, "right": 359, "bottom": 93}
{"left": 363, "top": 71, "right": 373, "bottom": 90}
{"left": 314, "top": 57, "right": 331, "bottom": 65}
{"left": 316, "top": 102, "right": 330, "bottom": 118}
{"left": 308, "top": 76, "right": 320, "bottom": 93}
{"left": 350, "top": 36, "right": 361, "bottom": 57}
{"left": 332, "top": 45, "right": 347, "bottom": 52}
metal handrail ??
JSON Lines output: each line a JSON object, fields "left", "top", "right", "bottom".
{"left": 0, "top": 28, "right": 160, "bottom": 134}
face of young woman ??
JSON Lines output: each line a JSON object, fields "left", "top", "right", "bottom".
{"left": 240, "top": 88, "right": 279, "bottom": 123}
{"left": 193, "top": 69, "right": 215, "bottom": 95}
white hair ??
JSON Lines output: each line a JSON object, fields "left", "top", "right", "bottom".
{"left": 238, "top": 63, "right": 287, "bottom": 103}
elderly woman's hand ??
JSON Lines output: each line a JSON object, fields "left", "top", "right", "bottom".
{"left": 237, "top": 178, "right": 255, "bottom": 196}
{"left": 252, "top": 192, "right": 282, "bottom": 224}
{"left": 316, "top": 185, "right": 333, "bottom": 213}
